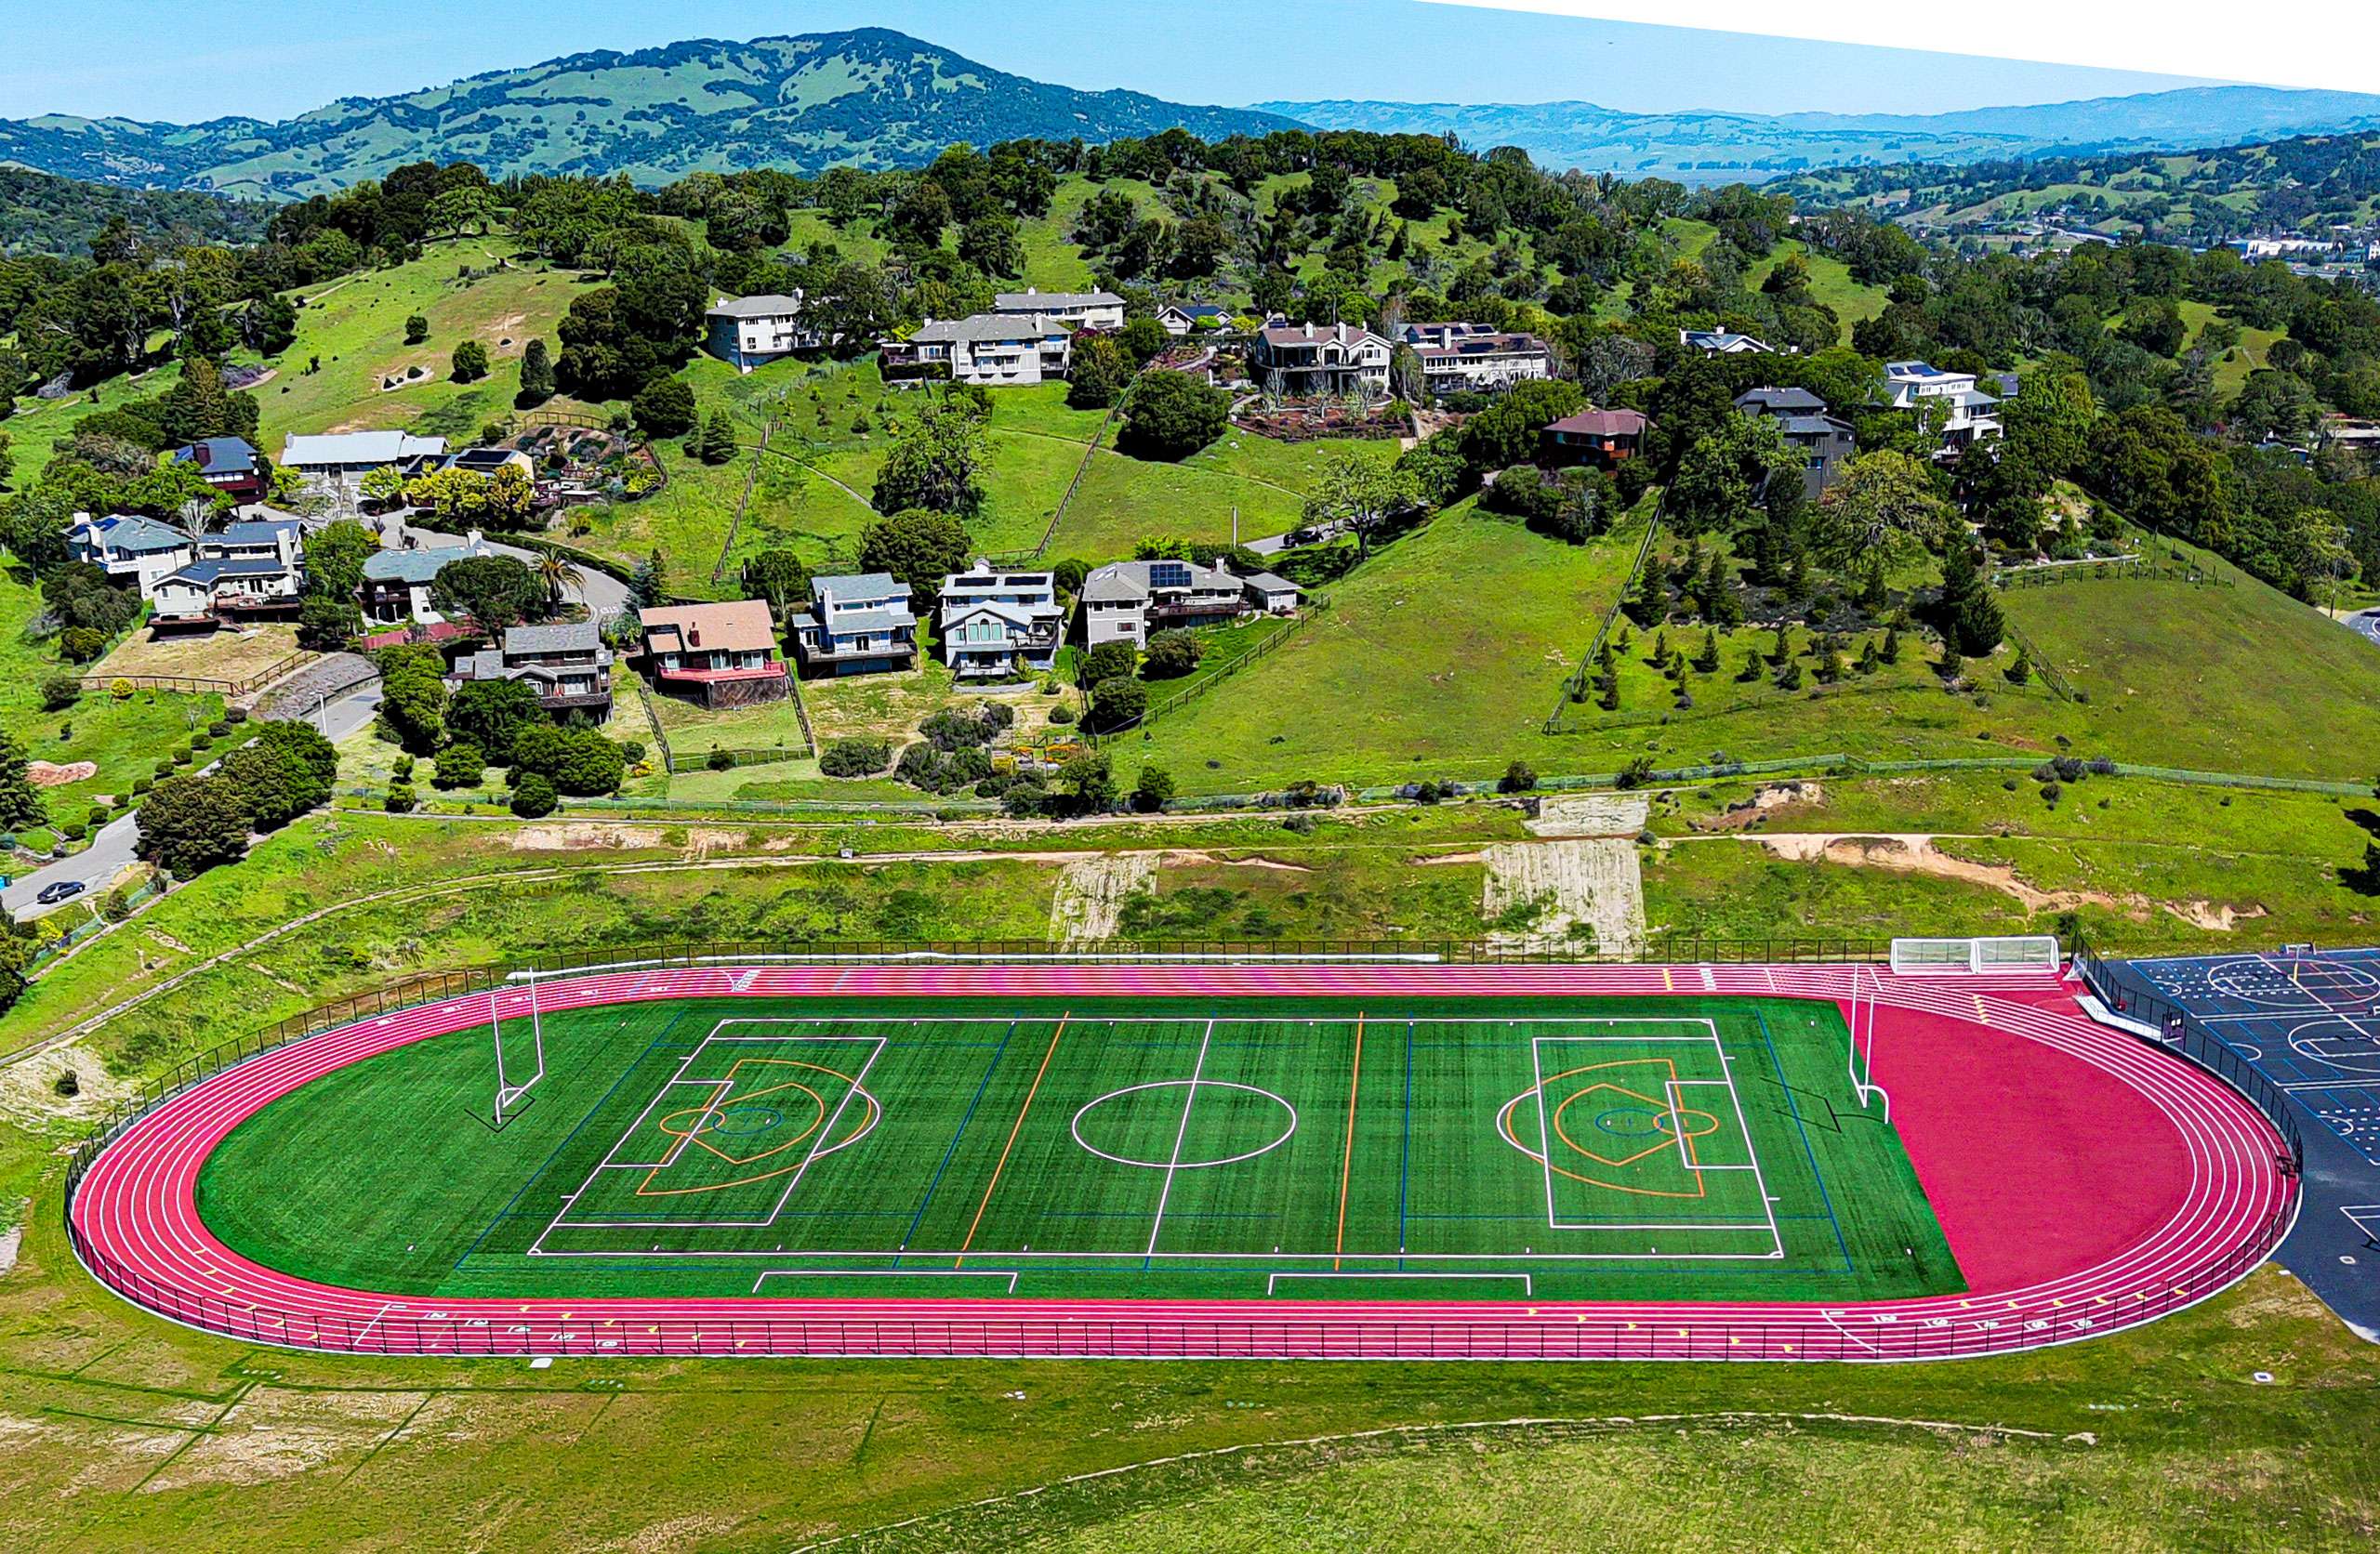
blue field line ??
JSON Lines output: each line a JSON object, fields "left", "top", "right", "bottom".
{"left": 1398, "top": 1018, "right": 1414, "bottom": 1269}
{"left": 1032, "top": 1209, "right": 1280, "bottom": 1220}
{"left": 893, "top": 1018, "right": 1020, "bottom": 1267}
{"left": 1401, "top": 1211, "right": 1837, "bottom": 1223}
{"left": 1756, "top": 1007, "right": 1852, "bottom": 1273}
{"left": 456, "top": 1005, "right": 696, "bottom": 1269}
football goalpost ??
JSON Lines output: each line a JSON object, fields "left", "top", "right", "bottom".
{"left": 1844, "top": 965, "right": 1890, "bottom": 1121}
{"left": 478, "top": 970, "right": 548, "bottom": 1131}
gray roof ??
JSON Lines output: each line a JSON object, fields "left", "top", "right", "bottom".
{"left": 85, "top": 514, "right": 192, "bottom": 554}
{"left": 708, "top": 294, "right": 803, "bottom": 319}
{"left": 820, "top": 606, "right": 915, "bottom": 636}
{"left": 1737, "top": 387, "right": 1827, "bottom": 415}
{"left": 460, "top": 649, "right": 506, "bottom": 679}
{"left": 1778, "top": 414, "right": 1856, "bottom": 438}
{"left": 1241, "top": 571, "right": 1300, "bottom": 593}
{"left": 364, "top": 545, "right": 479, "bottom": 584}
{"left": 217, "top": 519, "right": 298, "bottom": 545}
{"left": 994, "top": 289, "right": 1123, "bottom": 311}
{"left": 283, "top": 430, "right": 447, "bottom": 467}
{"left": 1083, "top": 559, "right": 1236, "bottom": 604}
{"left": 813, "top": 573, "right": 906, "bottom": 606}
{"left": 911, "top": 313, "right": 1070, "bottom": 345}
{"left": 162, "top": 558, "right": 287, "bottom": 586}
{"left": 503, "top": 620, "right": 602, "bottom": 655}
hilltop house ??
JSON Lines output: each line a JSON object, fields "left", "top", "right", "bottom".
{"left": 170, "top": 437, "right": 267, "bottom": 503}
{"left": 640, "top": 599, "right": 792, "bottom": 705}
{"left": 1157, "top": 302, "right": 1231, "bottom": 336}
{"left": 1082, "top": 559, "right": 1257, "bottom": 650}
{"left": 938, "top": 560, "right": 1064, "bottom": 679}
{"left": 1250, "top": 320, "right": 1392, "bottom": 398}
{"left": 1883, "top": 362, "right": 2003, "bottom": 453}
{"left": 705, "top": 293, "right": 822, "bottom": 372}
{"left": 280, "top": 430, "right": 448, "bottom": 480}
{"left": 880, "top": 314, "right": 1073, "bottom": 387}
{"left": 1680, "top": 328, "right": 1775, "bottom": 357}
{"left": 439, "top": 446, "right": 535, "bottom": 478}
{"left": 66, "top": 513, "right": 195, "bottom": 596}
{"left": 1401, "top": 323, "right": 1553, "bottom": 396}
{"left": 451, "top": 621, "right": 615, "bottom": 716}
{"left": 1541, "top": 408, "right": 1650, "bottom": 469}
{"left": 787, "top": 573, "right": 917, "bottom": 678}
{"left": 1735, "top": 387, "right": 1858, "bottom": 502}
{"left": 993, "top": 288, "right": 1126, "bottom": 330}
{"left": 147, "top": 516, "right": 306, "bottom": 628}
{"left": 359, "top": 532, "right": 495, "bottom": 624}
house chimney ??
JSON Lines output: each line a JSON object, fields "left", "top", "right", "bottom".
{"left": 467, "top": 528, "right": 483, "bottom": 547}
{"left": 1303, "top": 323, "right": 1314, "bottom": 338}
{"left": 689, "top": 625, "right": 701, "bottom": 648}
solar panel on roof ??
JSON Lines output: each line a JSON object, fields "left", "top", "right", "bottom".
{"left": 1149, "top": 561, "right": 1193, "bottom": 589}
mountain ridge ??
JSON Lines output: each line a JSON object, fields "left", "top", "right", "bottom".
{"left": 1255, "top": 85, "right": 2380, "bottom": 184}
{"left": 0, "top": 29, "right": 1304, "bottom": 198}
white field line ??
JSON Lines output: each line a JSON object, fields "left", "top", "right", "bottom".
{"left": 1144, "top": 1020, "right": 1217, "bottom": 1258}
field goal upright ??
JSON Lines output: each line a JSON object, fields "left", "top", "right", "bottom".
{"left": 1889, "top": 935, "right": 2061, "bottom": 976}
{"left": 476, "top": 971, "right": 549, "bottom": 1132}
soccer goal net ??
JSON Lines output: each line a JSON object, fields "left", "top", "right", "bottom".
{"left": 1888, "top": 935, "right": 2061, "bottom": 975}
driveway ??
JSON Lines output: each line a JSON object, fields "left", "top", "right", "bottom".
{"left": 3, "top": 679, "right": 384, "bottom": 921}
{"left": 373, "top": 510, "right": 630, "bottom": 618}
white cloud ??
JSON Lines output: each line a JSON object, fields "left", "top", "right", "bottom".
{"left": 1421, "top": 0, "right": 2380, "bottom": 94}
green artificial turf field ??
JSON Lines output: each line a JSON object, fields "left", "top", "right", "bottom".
{"left": 196, "top": 995, "right": 1960, "bottom": 1304}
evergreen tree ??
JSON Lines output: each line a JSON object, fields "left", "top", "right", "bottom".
{"left": 1776, "top": 659, "right": 1804, "bottom": 691}
{"left": 1937, "top": 541, "right": 2005, "bottom": 656}
{"left": 2005, "top": 651, "right": 2033, "bottom": 686}
{"left": 1738, "top": 648, "right": 1764, "bottom": 682}
{"left": 1693, "top": 628, "right": 1721, "bottom": 674}
{"left": 1768, "top": 620, "right": 1792, "bottom": 664}
{"left": 1624, "top": 557, "right": 1667, "bottom": 626}
{"left": 516, "top": 337, "right": 555, "bottom": 407}
{"left": 629, "top": 549, "right": 668, "bottom": 610}
{"left": 1938, "top": 643, "right": 1964, "bottom": 682}
{"left": 1880, "top": 626, "right": 1902, "bottom": 664}
{"left": 0, "top": 729, "right": 49, "bottom": 830}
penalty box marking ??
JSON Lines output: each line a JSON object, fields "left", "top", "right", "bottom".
{"left": 536, "top": 1021, "right": 889, "bottom": 1245}
{"left": 1530, "top": 1023, "right": 1784, "bottom": 1258}
{"left": 535, "top": 1014, "right": 1794, "bottom": 1262}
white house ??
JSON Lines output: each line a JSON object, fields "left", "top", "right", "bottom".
{"left": 1241, "top": 571, "right": 1303, "bottom": 616}
{"left": 937, "top": 560, "right": 1064, "bottom": 678}
{"left": 1081, "top": 559, "right": 1248, "bottom": 650}
{"left": 881, "top": 314, "right": 1073, "bottom": 387}
{"left": 993, "top": 288, "right": 1126, "bottom": 331}
{"left": 1680, "top": 328, "right": 1775, "bottom": 356}
{"left": 1157, "top": 302, "right": 1231, "bottom": 336}
{"left": 1401, "top": 322, "right": 1553, "bottom": 396}
{"left": 705, "top": 293, "right": 822, "bottom": 372}
{"left": 1250, "top": 321, "right": 1393, "bottom": 397}
{"left": 788, "top": 573, "right": 918, "bottom": 677}
{"left": 66, "top": 513, "right": 194, "bottom": 597}
{"left": 280, "top": 430, "right": 448, "bottom": 479}
{"left": 1883, "top": 361, "right": 2003, "bottom": 453}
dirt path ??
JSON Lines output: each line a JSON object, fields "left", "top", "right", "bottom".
{"left": 1526, "top": 793, "right": 1649, "bottom": 838}
{"left": 1703, "top": 832, "right": 2265, "bottom": 930}
{"left": 1050, "top": 854, "right": 1158, "bottom": 943}
{"left": 1483, "top": 837, "right": 1645, "bottom": 956}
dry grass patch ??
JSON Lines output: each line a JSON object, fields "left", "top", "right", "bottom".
{"left": 92, "top": 625, "right": 306, "bottom": 686}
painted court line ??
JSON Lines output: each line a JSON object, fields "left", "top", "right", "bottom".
{"left": 955, "top": 1013, "right": 1069, "bottom": 1267}
{"left": 1267, "top": 1271, "right": 1532, "bottom": 1296}
{"left": 752, "top": 1269, "right": 1020, "bottom": 1295}
{"left": 1144, "top": 1019, "right": 1219, "bottom": 1260}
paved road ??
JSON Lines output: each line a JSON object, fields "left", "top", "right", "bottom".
{"left": 374, "top": 511, "right": 630, "bottom": 617}
{"left": 2346, "top": 609, "right": 2380, "bottom": 648}
{"left": 4, "top": 681, "right": 384, "bottom": 922}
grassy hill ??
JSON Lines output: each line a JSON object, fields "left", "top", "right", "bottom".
{"left": 0, "top": 31, "right": 1302, "bottom": 197}
{"left": 1777, "top": 132, "right": 2380, "bottom": 245}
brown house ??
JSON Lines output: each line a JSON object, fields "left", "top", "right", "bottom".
{"left": 1542, "top": 408, "right": 1650, "bottom": 469}
{"left": 638, "top": 599, "right": 791, "bottom": 708}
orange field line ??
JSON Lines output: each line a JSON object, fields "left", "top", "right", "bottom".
{"left": 1333, "top": 1013, "right": 1364, "bottom": 1270}
{"left": 956, "top": 1012, "right": 1069, "bottom": 1267}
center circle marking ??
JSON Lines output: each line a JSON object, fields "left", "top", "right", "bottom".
{"left": 1070, "top": 1080, "right": 1299, "bottom": 1170}
{"left": 707, "top": 1105, "right": 784, "bottom": 1136}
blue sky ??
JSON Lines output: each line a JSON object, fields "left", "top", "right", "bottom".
{"left": 0, "top": 0, "right": 2221, "bottom": 124}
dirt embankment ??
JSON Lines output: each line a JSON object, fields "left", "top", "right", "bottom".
{"left": 1050, "top": 854, "right": 1158, "bottom": 943}
{"left": 1742, "top": 833, "right": 2266, "bottom": 930}
{"left": 1484, "top": 837, "right": 1645, "bottom": 955}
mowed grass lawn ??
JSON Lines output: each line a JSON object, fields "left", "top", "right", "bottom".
{"left": 1140, "top": 500, "right": 1636, "bottom": 792}
{"left": 2000, "top": 544, "right": 2380, "bottom": 779}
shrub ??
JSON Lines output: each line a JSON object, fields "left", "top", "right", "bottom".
{"left": 707, "top": 748, "right": 736, "bottom": 771}
{"left": 450, "top": 340, "right": 490, "bottom": 383}
{"left": 392, "top": 756, "right": 416, "bottom": 782}
{"left": 207, "top": 718, "right": 232, "bottom": 738}
{"left": 171, "top": 748, "right": 194, "bottom": 766}
{"left": 59, "top": 821, "right": 86, "bottom": 841}
{"left": 819, "top": 737, "right": 892, "bottom": 777}
{"left": 1142, "top": 629, "right": 1202, "bottom": 680}
{"left": 40, "top": 676, "right": 81, "bottom": 712}
{"left": 432, "top": 742, "right": 485, "bottom": 789}
{"left": 131, "top": 775, "right": 152, "bottom": 796}
{"left": 1048, "top": 703, "right": 1077, "bottom": 726}
{"left": 226, "top": 706, "right": 249, "bottom": 725}
{"left": 1500, "top": 760, "right": 1538, "bottom": 793}
{"left": 1090, "top": 676, "right": 1148, "bottom": 731}
{"left": 60, "top": 626, "right": 109, "bottom": 662}
{"left": 384, "top": 784, "right": 416, "bottom": 813}
{"left": 86, "top": 805, "right": 110, "bottom": 828}
{"left": 404, "top": 313, "right": 429, "bottom": 344}
{"left": 55, "top": 1071, "right": 78, "bottom": 1098}
{"left": 1117, "top": 371, "right": 1229, "bottom": 460}
{"left": 509, "top": 774, "right": 558, "bottom": 818}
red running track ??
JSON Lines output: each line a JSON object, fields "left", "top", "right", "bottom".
{"left": 66, "top": 964, "right": 2296, "bottom": 1363}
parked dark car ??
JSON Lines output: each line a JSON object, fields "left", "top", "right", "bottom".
{"left": 35, "top": 879, "right": 86, "bottom": 905}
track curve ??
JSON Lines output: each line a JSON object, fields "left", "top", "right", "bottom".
{"left": 68, "top": 963, "right": 2296, "bottom": 1362}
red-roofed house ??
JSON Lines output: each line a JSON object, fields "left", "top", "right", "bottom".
{"left": 638, "top": 599, "right": 791, "bottom": 708}
{"left": 1542, "top": 408, "right": 1650, "bottom": 469}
